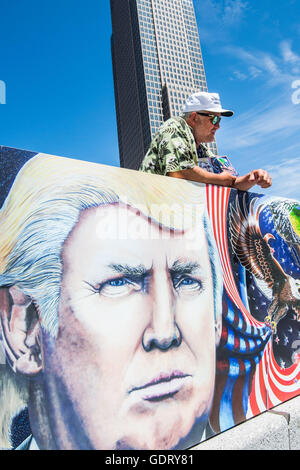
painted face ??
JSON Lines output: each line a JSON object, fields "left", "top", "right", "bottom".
{"left": 42, "top": 204, "right": 221, "bottom": 450}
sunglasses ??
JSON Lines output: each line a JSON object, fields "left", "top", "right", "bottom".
{"left": 196, "top": 113, "right": 221, "bottom": 125}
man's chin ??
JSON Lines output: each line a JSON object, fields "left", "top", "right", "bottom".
{"left": 112, "top": 409, "right": 209, "bottom": 450}
{"left": 201, "top": 135, "right": 215, "bottom": 143}
{"left": 113, "top": 418, "right": 208, "bottom": 450}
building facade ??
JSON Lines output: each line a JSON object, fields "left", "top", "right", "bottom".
{"left": 110, "top": 0, "right": 216, "bottom": 170}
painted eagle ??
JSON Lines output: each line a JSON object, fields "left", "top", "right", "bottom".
{"left": 229, "top": 195, "right": 300, "bottom": 334}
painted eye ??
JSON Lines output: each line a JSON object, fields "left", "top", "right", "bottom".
{"left": 174, "top": 276, "right": 203, "bottom": 295}
{"left": 99, "top": 278, "right": 141, "bottom": 298}
{"left": 181, "top": 278, "right": 196, "bottom": 285}
{"left": 109, "top": 279, "right": 126, "bottom": 287}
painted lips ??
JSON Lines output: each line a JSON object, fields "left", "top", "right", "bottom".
{"left": 129, "top": 372, "right": 191, "bottom": 402}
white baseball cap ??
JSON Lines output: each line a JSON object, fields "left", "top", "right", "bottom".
{"left": 182, "top": 91, "right": 234, "bottom": 116}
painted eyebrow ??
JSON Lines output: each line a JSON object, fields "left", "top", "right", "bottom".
{"left": 169, "top": 260, "right": 202, "bottom": 275}
{"left": 108, "top": 261, "right": 202, "bottom": 277}
{"left": 108, "top": 263, "right": 152, "bottom": 278}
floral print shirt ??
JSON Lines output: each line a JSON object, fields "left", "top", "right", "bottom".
{"left": 139, "top": 117, "right": 217, "bottom": 175}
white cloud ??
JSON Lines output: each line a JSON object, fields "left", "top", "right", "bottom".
{"left": 280, "top": 40, "right": 300, "bottom": 74}
{"left": 263, "top": 157, "right": 300, "bottom": 200}
{"left": 263, "top": 56, "right": 281, "bottom": 76}
{"left": 222, "top": 0, "right": 248, "bottom": 25}
{"left": 230, "top": 70, "right": 248, "bottom": 81}
{"left": 220, "top": 98, "right": 300, "bottom": 151}
{"left": 248, "top": 65, "right": 262, "bottom": 79}
{"left": 230, "top": 65, "right": 262, "bottom": 82}
{"left": 280, "top": 40, "right": 300, "bottom": 64}
{"left": 193, "top": 0, "right": 248, "bottom": 41}
{"left": 224, "top": 41, "right": 300, "bottom": 86}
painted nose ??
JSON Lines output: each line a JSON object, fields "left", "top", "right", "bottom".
{"left": 142, "top": 271, "right": 182, "bottom": 352}
{"left": 143, "top": 323, "right": 182, "bottom": 352}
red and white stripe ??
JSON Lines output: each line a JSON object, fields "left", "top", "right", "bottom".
{"left": 205, "top": 185, "right": 260, "bottom": 327}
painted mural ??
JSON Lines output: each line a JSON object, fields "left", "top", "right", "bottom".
{"left": 0, "top": 146, "right": 299, "bottom": 450}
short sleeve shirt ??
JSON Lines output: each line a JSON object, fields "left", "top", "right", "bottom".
{"left": 139, "top": 117, "right": 217, "bottom": 175}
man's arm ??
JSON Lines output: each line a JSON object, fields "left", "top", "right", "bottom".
{"left": 167, "top": 167, "right": 272, "bottom": 190}
{"left": 233, "top": 169, "right": 272, "bottom": 191}
{"left": 167, "top": 166, "right": 236, "bottom": 187}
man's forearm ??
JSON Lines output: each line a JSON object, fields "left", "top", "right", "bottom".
{"left": 167, "top": 167, "right": 236, "bottom": 187}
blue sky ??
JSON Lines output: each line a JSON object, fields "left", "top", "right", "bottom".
{"left": 0, "top": 0, "right": 299, "bottom": 199}
{"left": 0, "top": 1, "right": 119, "bottom": 166}
{"left": 194, "top": 0, "right": 300, "bottom": 199}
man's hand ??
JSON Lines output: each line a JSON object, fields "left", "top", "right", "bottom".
{"left": 233, "top": 169, "right": 272, "bottom": 191}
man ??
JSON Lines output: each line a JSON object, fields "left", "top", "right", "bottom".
{"left": 0, "top": 154, "right": 223, "bottom": 450}
{"left": 139, "top": 91, "right": 272, "bottom": 191}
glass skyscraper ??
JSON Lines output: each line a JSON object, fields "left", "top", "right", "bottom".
{"left": 110, "top": 0, "right": 216, "bottom": 170}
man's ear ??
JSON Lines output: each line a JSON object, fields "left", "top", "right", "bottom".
{"left": 0, "top": 286, "right": 42, "bottom": 376}
{"left": 189, "top": 111, "right": 198, "bottom": 124}
{"left": 186, "top": 111, "right": 198, "bottom": 128}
